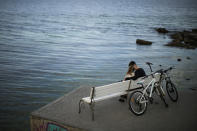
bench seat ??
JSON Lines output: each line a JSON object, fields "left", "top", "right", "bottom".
{"left": 82, "top": 91, "right": 127, "bottom": 103}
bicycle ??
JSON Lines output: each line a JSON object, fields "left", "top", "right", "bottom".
{"left": 161, "top": 66, "right": 178, "bottom": 102}
{"left": 146, "top": 62, "right": 178, "bottom": 102}
{"left": 128, "top": 69, "right": 168, "bottom": 116}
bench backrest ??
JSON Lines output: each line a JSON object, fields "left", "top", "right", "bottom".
{"left": 92, "top": 80, "right": 130, "bottom": 99}
{"left": 90, "top": 78, "right": 150, "bottom": 102}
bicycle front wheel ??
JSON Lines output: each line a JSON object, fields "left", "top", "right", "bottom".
{"left": 166, "top": 82, "right": 178, "bottom": 102}
{"left": 129, "top": 91, "right": 147, "bottom": 116}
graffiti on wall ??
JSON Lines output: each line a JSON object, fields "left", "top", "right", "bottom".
{"left": 47, "top": 123, "right": 67, "bottom": 131}
{"left": 31, "top": 117, "right": 68, "bottom": 131}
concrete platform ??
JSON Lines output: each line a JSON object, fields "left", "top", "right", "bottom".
{"left": 31, "top": 86, "right": 197, "bottom": 131}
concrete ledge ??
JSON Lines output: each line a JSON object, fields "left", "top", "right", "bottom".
{"left": 30, "top": 115, "right": 85, "bottom": 131}
{"left": 31, "top": 86, "right": 197, "bottom": 131}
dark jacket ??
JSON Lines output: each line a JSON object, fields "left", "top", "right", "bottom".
{"left": 125, "top": 68, "right": 146, "bottom": 80}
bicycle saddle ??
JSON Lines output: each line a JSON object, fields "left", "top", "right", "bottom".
{"left": 146, "top": 62, "right": 153, "bottom": 65}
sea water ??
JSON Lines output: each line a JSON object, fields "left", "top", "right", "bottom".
{"left": 0, "top": 0, "right": 197, "bottom": 130}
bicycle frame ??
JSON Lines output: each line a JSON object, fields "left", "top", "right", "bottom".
{"left": 139, "top": 74, "right": 159, "bottom": 103}
{"left": 142, "top": 78, "right": 156, "bottom": 98}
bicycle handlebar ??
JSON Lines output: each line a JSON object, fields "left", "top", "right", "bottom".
{"left": 145, "top": 62, "right": 175, "bottom": 73}
{"left": 163, "top": 66, "right": 175, "bottom": 73}
{"left": 142, "top": 69, "right": 163, "bottom": 79}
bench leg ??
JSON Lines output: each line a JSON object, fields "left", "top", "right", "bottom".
{"left": 90, "top": 103, "right": 95, "bottom": 121}
{"left": 78, "top": 100, "right": 83, "bottom": 114}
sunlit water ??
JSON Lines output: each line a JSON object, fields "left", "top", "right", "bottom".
{"left": 0, "top": 0, "right": 197, "bottom": 130}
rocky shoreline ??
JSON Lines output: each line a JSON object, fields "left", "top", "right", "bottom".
{"left": 156, "top": 28, "right": 197, "bottom": 49}
{"left": 136, "top": 28, "right": 197, "bottom": 49}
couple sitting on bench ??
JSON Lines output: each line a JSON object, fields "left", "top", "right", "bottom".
{"left": 119, "top": 61, "right": 146, "bottom": 102}
{"left": 78, "top": 60, "right": 146, "bottom": 120}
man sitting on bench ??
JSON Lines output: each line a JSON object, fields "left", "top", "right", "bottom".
{"left": 119, "top": 61, "right": 146, "bottom": 102}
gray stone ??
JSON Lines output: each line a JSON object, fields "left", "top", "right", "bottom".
{"left": 136, "top": 39, "right": 152, "bottom": 45}
{"left": 155, "top": 28, "right": 169, "bottom": 33}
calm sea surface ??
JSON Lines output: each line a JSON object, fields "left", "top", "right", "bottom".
{"left": 0, "top": 0, "right": 197, "bottom": 130}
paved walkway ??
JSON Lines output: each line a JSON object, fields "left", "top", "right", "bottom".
{"left": 31, "top": 86, "right": 197, "bottom": 131}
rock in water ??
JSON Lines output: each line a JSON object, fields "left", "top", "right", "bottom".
{"left": 165, "top": 29, "right": 197, "bottom": 49}
{"left": 186, "top": 56, "right": 191, "bottom": 60}
{"left": 170, "top": 32, "right": 184, "bottom": 41}
{"left": 136, "top": 39, "right": 152, "bottom": 45}
{"left": 155, "top": 28, "right": 169, "bottom": 33}
{"left": 177, "top": 58, "right": 181, "bottom": 62}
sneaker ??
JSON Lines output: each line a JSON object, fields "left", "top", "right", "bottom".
{"left": 120, "top": 95, "right": 127, "bottom": 99}
{"left": 119, "top": 98, "right": 125, "bottom": 102}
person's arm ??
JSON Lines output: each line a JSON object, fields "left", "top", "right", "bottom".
{"left": 126, "top": 69, "right": 145, "bottom": 80}
{"left": 127, "top": 72, "right": 140, "bottom": 80}
{"left": 125, "top": 70, "right": 140, "bottom": 80}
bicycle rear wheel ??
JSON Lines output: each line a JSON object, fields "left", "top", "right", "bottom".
{"left": 129, "top": 91, "right": 147, "bottom": 116}
{"left": 166, "top": 82, "right": 178, "bottom": 102}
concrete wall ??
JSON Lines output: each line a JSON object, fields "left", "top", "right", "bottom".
{"left": 30, "top": 115, "right": 85, "bottom": 131}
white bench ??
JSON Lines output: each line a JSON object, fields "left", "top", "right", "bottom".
{"left": 78, "top": 78, "right": 148, "bottom": 120}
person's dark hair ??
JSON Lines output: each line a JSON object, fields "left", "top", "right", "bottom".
{"left": 129, "top": 61, "right": 136, "bottom": 66}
